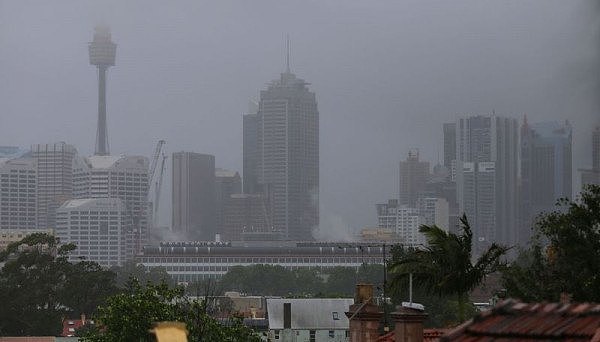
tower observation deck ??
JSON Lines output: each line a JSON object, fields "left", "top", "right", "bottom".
{"left": 88, "top": 26, "right": 116, "bottom": 156}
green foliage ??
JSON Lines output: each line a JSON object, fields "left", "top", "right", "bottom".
{"left": 0, "top": 234, "right": 116, "bottom": 336}
{"left": 388, "top": 215, "right": 508, "bottom": 321}
{"left": 111, "top": 260, "right": 175, "bottom": 288}
{"left": 81, "top": 280, "right": 260, "bottom": 342}
{"left": 502, "top": 184, "right": 600, "bottom": 302}
{"left": 219, "top": 264, "right": 384, "bottom": 297}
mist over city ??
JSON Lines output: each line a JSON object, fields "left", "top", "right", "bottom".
{"left": 0, "top": 1, "right": 599, "bottom": 341}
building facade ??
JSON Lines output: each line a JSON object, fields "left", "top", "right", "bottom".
{"left": 417, "top": 197, "right": 449, "bottom": 231}
{"left": 376, "top": 200, "right": 428, "bottom": 246}
{"left": 580, "top": 127, "right": 600, "bottom": 188}
{"left": 31, "top": 143, "right": 78, "bottom": 230}
{"left": 398, "top": 150, "right": 430, "bottom": 207}
{"left": 56, "top": 198, "right": 131, "bottom": 266}
{"left": 443, "top": 123, "right": 457, "bottom": 172}
{"left": 456, "top": 161, "right": 497, "bottom": 253}
{"left": 243, "top": 113, "right": 259, "bottom": 195}
{"left": 215, "top": 169, "right": 242, "bottom": 236}
{"left": 221, "top": 193, "right": 273, "bottom": 242}
{"left": 172, "top": 152, "right": 216, "bottom": 241}
{"left": 137, "top": 242, "right": 387, "bottom": 282}
{"left": 255, "top": 70, "right": 319, "bottom": 241}
{"left": 454, "top": 115, "right": 518, "bottom": 252}
{"left": 520, "top": 120, "right": 572, "bottom": 244}
{"left": 0, "top": 158, "right": 37, "bottom": 230}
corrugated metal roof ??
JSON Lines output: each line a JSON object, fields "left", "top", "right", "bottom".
{"left": 442, "top": 299, "right": 600, "bottom": 341}
{"left": 267, "top": 298, "right": 354, "bottom": 330}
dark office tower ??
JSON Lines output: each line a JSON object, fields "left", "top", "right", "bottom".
{"left": 520, "top": 119, "right": 572, "bottom": 244}
{"left": 88, "top": 26, "right": 116, "bottom": 156}
{"left": 594, "top": 127, "right": 600, "bottom": 171}
{"left": 172, "top": 152, "right": 216, "bottom": 241}
{"left": 399, "top": 150, "right": 430, "bottom": 207}
{"left": 443, "top": 123, "right": 457, "bottom": 171}
{"left": 580, "top": 126, "right": 600, "bottom": 187}
{"left": 256, "top": 60, "right": 319, "bottom": 241}
{"left": 243, "top": 112, "right": 259, "bottom": 194}
{"left": 31, "top": 143, "right": 78, "bottom": 229}
{"left": 455, "top": 115, "right": 518, "bottom": 254}
{"left": 215, "top": 168, "right": 242, "bottom": 235}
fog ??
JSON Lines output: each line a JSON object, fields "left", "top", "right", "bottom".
{"left": 1, "top": 1, "right": 598, "bottom": 237}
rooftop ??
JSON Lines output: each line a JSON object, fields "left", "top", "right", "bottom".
{"left": 442, "top": 299, "right": 600, "bottom": 341}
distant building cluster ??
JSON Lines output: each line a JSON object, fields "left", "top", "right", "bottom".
{"left": 1, "top": 24, "right": 599, "bottom": 276}
{"left": 370, "top": 114, "right": 598, "bottom": 255}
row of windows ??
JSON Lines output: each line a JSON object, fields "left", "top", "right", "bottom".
{"left": 142, "top": 256, "right": 381, "bottom": 264}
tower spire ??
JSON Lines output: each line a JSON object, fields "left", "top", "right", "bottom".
{"left": 285, "top": 34, "right": 290, "bottom": 73}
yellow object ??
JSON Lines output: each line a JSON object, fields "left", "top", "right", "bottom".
{"left": 151, "top": 322, "right": 188, "bottom": 342}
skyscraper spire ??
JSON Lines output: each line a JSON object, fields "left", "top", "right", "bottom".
{"left": 285, "top": 34, "right": 291, "bottom": 73}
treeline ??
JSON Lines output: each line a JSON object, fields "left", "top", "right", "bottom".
{"left": 196, "top": 264, "right": 384, "bottom": 297}
{"left": 388, "top": 184, "right": 600, "bottom": 326}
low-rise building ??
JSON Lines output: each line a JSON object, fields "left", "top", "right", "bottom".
{"left": 266, "top": 298, "right": 353, "bottom": 342}
{"left": 0, "top": 228, "right": 54, "bottom": 251}
{"left": 137, "top": 242, "right": 387, "bottom": 282}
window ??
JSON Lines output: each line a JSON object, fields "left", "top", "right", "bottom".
{"left": 329, "top": 330, "right": 335, "bottom": 338}
{"left": 309, "top": 330, "right": 316, "bottom": 342}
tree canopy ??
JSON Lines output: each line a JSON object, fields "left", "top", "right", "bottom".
{"left": 389, "top": 215, "right": 508, "bottom": 321}
{"left": 502, "top": 184, "right": 600, "bottom": 302}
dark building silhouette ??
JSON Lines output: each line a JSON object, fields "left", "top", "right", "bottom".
{"left": 520, "top": 118, "right": 572, "bottom": 244}
{"left": 398, "top": 150, "right": 430, "bottom": 207}
{"left": 443, "top": 122, "right": 456, "bottom": 172}
{"left": 243, "top": 112, "right": 259, "bottom": 194}
{"left": 253, "top": 62, "right": 319, "bottom": 240}
{"left": 215, "top": 168, "right": 241, "bottom": 236}
{"left": 580, "top": 126, "right": 600, "bottom": 187}
{"left": 172, "top": 152, "right": 216, "bottom": 240}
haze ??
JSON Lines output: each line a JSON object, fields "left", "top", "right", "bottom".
{"left": 1, "top": 0, "right": 598, "bottom": 239}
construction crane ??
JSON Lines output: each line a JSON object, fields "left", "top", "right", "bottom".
{"left": 148, "top": 140, "right": 165, "bottom": 190}
{"left": 153, "top": 153, "right": 167, "bottom": 227}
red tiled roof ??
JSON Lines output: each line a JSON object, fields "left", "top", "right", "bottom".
{"left": 0, "top": 338, "right": 56, "bottom": 342}
{"left": 442, "top": 299, "right": 600, "bottom": 341}
{"left": 61, "top": 318, "right": 86, "bottom": 337}
{"left": 376, "top": 329, "right": 449, "bottom": 342}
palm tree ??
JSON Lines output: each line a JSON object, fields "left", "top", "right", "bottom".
{"left": 388, "top": 214, "right": 509, "bottom": 321}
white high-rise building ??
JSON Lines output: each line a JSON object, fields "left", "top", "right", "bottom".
{"left": 31, "top": 142, "right": 78, "bottom": 230}
{"left": 56, "top": 198, "right": 131, "bottom": 266}
{"left": 376, "top": 200, "right": 426, "bottom": 247}
{"left": 417, "top": 197, "right": 449, "bottom": 231}
{"left": 454, "top": 115, "right": 518, "bottom": 254}
{"left": 75, "top": 155, "right": 150, "bottom": 253}
{"left": 0, "top": 158, "right": 37, "bottom": 230}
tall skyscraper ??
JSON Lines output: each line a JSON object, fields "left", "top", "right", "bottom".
{"left": 0, "top": 157, "right": 37, "bottom": 230}
{"left": 215, "top": 168, "right": 242, "bottom": 235}
{"left": 88, "top": 26, "right": 116, "bottom": 156}
{"left": 31, "top": 142, "right": 78, "bottom": 230}
{"left": 254, "top": 61, "right": 319, "bottom": 241}
{"left": 243, "top": 101, "right": 260, "bottom": 195}
{"left": 172, "top": 152, "right": 216, "bottom": 240}
{"left": 398, "top": 150, "right": 430, "bottom": 207}
{"left": 520, "top": 119, "right": 572, "bottom": 244}
{"left": 443, "top": 123, "right": 457, "bottom": 172}
{"left": 581, "top": 127, "right": 600, "bottom": 187}
{"left": 455, "top": 115, "right": 518, "bottom": 253}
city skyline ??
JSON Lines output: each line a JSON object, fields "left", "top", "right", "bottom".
{"left": 1, "top": 1, "right": 599, "bottom": 237}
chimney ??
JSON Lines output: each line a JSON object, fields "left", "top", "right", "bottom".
{"left": 391, "top": 303, "right": 428, "bottom": 342}
{"left": 345, "top": 284, "right": 383, "bottom": 342}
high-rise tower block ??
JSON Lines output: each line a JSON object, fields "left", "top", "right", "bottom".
{"left": 89, "top": 26, "right": 116, "bottom": 156}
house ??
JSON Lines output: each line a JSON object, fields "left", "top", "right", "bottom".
{"left": 441, "top": 299, "right": 600, "bottom": 341}
{"left": 266, "top": 298, "right": 354, "bottom": 341}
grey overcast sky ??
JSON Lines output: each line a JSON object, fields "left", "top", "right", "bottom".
{"left": 1, "top": 1, "right": 599, "bottom": 239}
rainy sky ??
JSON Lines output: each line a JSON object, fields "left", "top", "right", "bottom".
{"left": 1, "top": 1, "right": 599, "bottom": 238}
